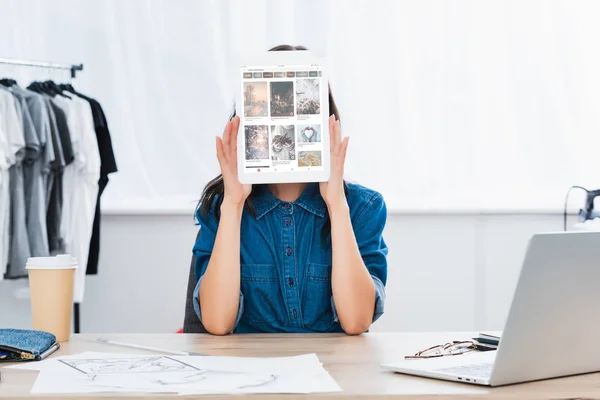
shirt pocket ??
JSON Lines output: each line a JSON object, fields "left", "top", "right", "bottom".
{"left": 240, "top": 264, "right": 284, "bottom": 325}
{"left": 302, "top": 263, "right": 335, "bottom": 329}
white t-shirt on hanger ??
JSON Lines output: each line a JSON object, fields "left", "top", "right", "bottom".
{"left": 53, "top": 94, "right": 100, "bottom": 303}
{"left": 0, "top": 90, "right": 26, "bottom": 279}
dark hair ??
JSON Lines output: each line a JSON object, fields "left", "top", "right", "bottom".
{"left": 199, "top": 45, "right": 342, "bottom": 231}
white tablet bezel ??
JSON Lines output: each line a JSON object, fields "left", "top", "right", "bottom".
{"left": 234, "top": 51, "right": 330, "bottom": 185}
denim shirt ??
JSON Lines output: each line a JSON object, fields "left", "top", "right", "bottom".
{"left": 192, "top": 182, "right": 388, "bottom": 333}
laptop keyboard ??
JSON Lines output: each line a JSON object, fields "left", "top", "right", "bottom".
{"left": 435, "top": 363, "right": 493, "bottom": 378}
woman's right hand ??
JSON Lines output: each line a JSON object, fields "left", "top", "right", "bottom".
{"left": 216, "top": 116, "right": 252, "bottom": 206}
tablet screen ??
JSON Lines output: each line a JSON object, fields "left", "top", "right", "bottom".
{"left": 240, "top": 64, "right": 325, "bottom": 174}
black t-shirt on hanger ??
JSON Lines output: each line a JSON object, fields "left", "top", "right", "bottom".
{"left": 69, "top": 91, "right": 117, "bottom": 275}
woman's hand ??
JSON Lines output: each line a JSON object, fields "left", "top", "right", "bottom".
{"left": 320, "top": 115, "right": 349, "bottom": 211}
{"left": 216, "top": 116, "right": 252, "bottom": 206}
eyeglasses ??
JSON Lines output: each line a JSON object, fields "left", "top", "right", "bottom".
{"left": 405, "top": 341, "right": 476, "bottom": 359}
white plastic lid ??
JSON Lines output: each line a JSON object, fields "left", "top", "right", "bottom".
{"left": 26, "top": 254, "right": 78, "bottom": 270}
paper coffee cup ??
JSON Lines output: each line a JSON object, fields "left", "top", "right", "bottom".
{"left": 26, "top": 255, "right": 78, "bottom": 342}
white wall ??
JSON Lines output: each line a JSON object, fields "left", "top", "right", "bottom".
{"left": 2, "top": 0, "right": 598, "bottom": 213}
{"left": 0, "top": 212, "right": 561, "bottom": 333}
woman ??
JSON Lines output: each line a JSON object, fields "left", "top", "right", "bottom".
{"left": 193, "top": 45, "right": 388, "bottom": 335}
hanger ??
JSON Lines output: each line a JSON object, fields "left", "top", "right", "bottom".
{"left": 59, "top": 83, "right": 76, "bottom": 93}
{"left": 29, "top": 80, "right": 71, "bottom": 99}
{"left": 43, "top": 80, "right": 59, "bottom": 96}
{"left": 59, "top": 83, "right": 77, "bottom": 96}
{"left": 0, "top": 78, "right": 17, "bottom": 87}
{"left": 48, "top": 80, "right": 72, "bottom": 99}
{"left": 27, "top": 81, "right": 41, "bottom": 92}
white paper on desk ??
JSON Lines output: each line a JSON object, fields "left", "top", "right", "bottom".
{"left": 3, "top": 352, "right": 144, "bottom": 372}
{"left": 9, "top": 352, "right": 325, "bottom": 374}
{"left": 32, "top": 372, "right": 144, "bottom": 394}
{"left": 31, "top": 370, "right": 276, "bottom": 394}
{"left": 174, "top": 354, "right": 341, "bottom": 394}
{"left": 180, "top": 372, "right": 342, "bottom": 395}
{"left": 28, "top": 353, "right": 340, "bottom": 395}
{"left": 171, "top": 353, "right": 326, "bottom": 375}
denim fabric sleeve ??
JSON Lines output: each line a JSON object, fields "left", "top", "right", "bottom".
{"left": 192, "top": 206, "right": 244, "bottom": 331}
{"left": 331, "top": 193, "right": 388, "bottom": 323}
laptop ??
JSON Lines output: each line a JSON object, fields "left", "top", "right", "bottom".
{"left": 382, "top": 231, "right": 600, "bottom": 386}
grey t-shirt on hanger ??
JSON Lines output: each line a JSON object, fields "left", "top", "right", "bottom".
{"left": 5, "top": 93, "right": 31, "bottom": 278}
{"left": 10, "top": 87, "right": 51, "bottom": 258}
{"left": 49, "top": 101, "right": 74, "bottom": 166}
{"left": 43, "top": 98, "right": 66, "bottom": 254}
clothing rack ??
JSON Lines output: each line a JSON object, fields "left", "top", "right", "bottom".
{"left": 0, "top": 57, "right": 83, "bottom": 78}
{"left": 1, "top": 56, "right": 84, "bottom": 334}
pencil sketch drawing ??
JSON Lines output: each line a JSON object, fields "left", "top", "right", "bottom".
{"left": 154, "top": 369, "right": 276, "bottom": 388}
{"left": 75, "top": 369, "right": 276, "bottom": 392}
{"left": 48, "top": 355, "right": 295, "bottom": 394}
{"left": 59, "top": 356, "right": 198, "bottom": 375}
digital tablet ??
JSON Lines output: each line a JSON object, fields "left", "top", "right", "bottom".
{"left": 235, "top": 51, "right": 330, "bottom": 184}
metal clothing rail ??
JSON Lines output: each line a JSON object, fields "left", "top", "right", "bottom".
{"left": 1, "top": 56, "right": 84, "bottom": 334}
{"left": 0, "top": 57, "right": 83, "bottom": 78}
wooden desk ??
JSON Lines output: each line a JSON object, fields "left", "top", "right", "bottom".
{"left": 1, "top": 332, "right": 599, "bottom": 399}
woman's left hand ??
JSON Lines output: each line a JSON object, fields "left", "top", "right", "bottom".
{"left": 320, "top": 115, "right": 349, "bottom": 211}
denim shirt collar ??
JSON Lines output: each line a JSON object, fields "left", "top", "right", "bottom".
{"left": 252, "top": 183, "right": 326, "bottom": 219}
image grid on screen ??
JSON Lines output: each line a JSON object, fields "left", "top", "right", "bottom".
{"left": 241, "top": 65, "right": 324, "bottom": 173}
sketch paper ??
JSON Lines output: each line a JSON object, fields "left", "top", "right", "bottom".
{"left": 3, "top": 352, "right": 140, "bottom": 371}
{"left": 171, "top": 353, "right": 326, "bottom": 375}
{"left": 59, "top": 356, "right": 197, "bottom": 375}
{"left": 27, "top": 352, "right": 341, "bottom": 395}
{"left": 179, "top": 371, "right": 342, "bottom": 395}
{"left": 31, "top": 369, "right": 276, "bottom": 394}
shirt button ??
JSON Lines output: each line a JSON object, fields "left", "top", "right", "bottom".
{"left": 288, "top": 277, "right": 294, "bottom": 287}
{"left": 285, "top": 219, "right": 291, "bottom": 227}
{"left": 286, "top": 247, "right": 292, "bottom": 256}
{"left": 293, "top": 309, "right": 298, "bottom": 319}
{"left": 284, "top": 203, "right": 291, "bottom": 209}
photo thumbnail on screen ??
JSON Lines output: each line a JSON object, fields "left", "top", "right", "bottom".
{"left": 297, "top": 124, "right": 321, "bottom": 143}
{"left": 244, "top": 82, "right": 268, "bottom": 118}
{"left": 296, "top": 79, "right": 320, "bottom": 115}
{"left": 270, "top": 81, "right": 294, "bottom": 117}
{"left": 245, "top": 125, "right": 269, "bottom": 160}
{"left": 298, "top": 151, "right": 322, "bottom": 167}
{"left": 271, "top": 125, "right": 296, "bottom": 161}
